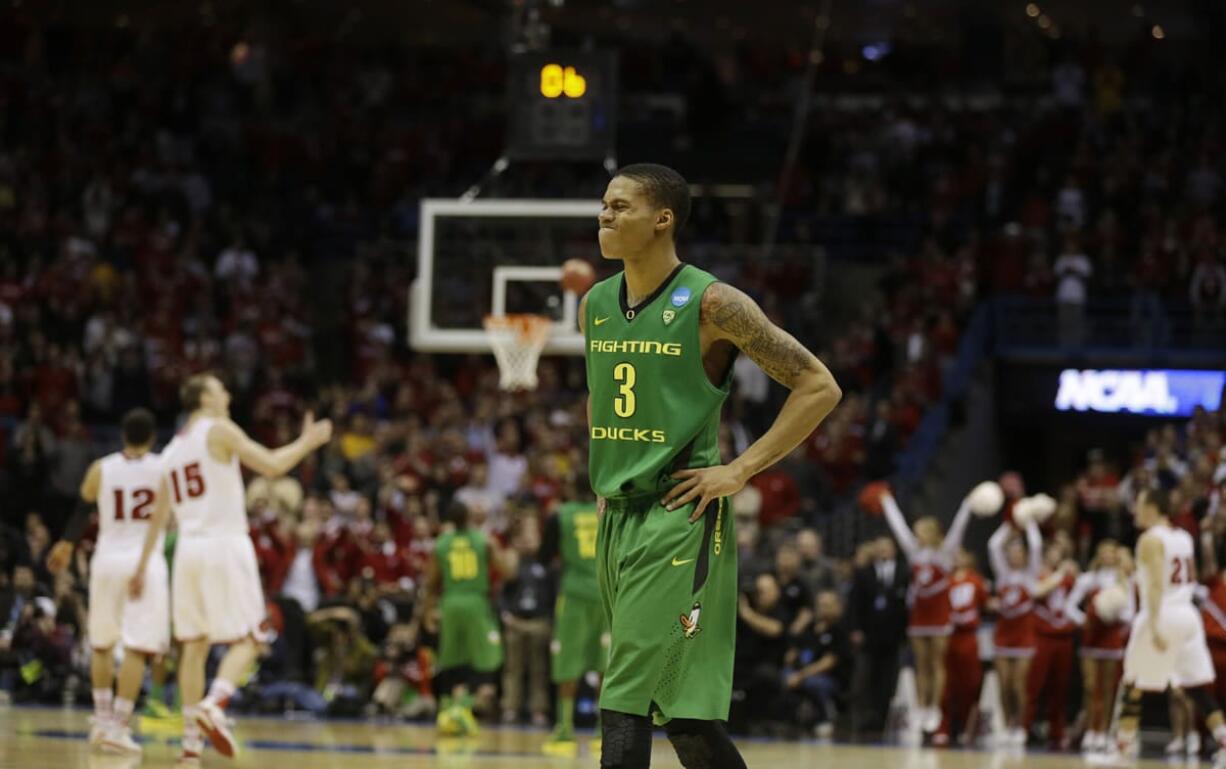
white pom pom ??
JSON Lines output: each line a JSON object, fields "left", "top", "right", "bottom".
{"left": 1093, "top": 584, "right": 1128, "bottom": 622}
{"left": 967, "top": 481, "right": 1005, "bottom": 517}
{"left": 1012, "top": 497, "right": 1035, "bottom": 526}
{"left": 1027, "top": 493, "right": 1057, "bottom": 522}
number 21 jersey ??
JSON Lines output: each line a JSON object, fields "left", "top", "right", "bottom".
{"left": 1138, "top": 523, "right": 1196, "bottom": 614}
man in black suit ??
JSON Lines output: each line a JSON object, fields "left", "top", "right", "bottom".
{"left": 848, "top": 536, "right": 909, "bottom": 737}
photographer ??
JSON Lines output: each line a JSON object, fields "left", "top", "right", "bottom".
{"left": 732, "top": 573, "right": 789, "bottom": 735}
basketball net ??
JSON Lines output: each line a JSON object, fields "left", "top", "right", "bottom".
{"left": 483, "top": 314, "right": 553, "bottom": 391}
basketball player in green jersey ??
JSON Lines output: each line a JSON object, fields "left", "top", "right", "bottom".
{"left": 539, "top": 487, "right": 607, "bottom": 757}
{"left": 418, "top": 500, "right": 507, "bottom": 736}
{"left": 583, "top": 163, "right": 842, "bottom": 769}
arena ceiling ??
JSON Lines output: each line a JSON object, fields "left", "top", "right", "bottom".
{"left": 9, "top": 0, "right": 1213, "bottom": 48}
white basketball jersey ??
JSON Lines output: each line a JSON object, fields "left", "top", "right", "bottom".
{"left": 95, "top": 451, "right": 166, "bottom": 554}
{"left": 159, "top": 416, "right": 248, "bottom": 537}
{"left": 1137, "top": 523, "right": 1197, "bottom": 614}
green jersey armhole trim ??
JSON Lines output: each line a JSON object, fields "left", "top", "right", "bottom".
{"left": 691, "top": 280, "right": 737, "bottom": 400}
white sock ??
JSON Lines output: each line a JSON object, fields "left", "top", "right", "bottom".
{"left": 1212, "top": 723, "right": 1226, "bottom": 748}
{"left": 203, "top": 678, "right": 237, "bottom": 709}
{"left": 183, "top": 705, "right": 203, "bottom": 745}
{"left": 113, "top": 697, "right": 135, "bottom": 727}
{"left": 92, "top": 688, "right": 113, "bottom": 722}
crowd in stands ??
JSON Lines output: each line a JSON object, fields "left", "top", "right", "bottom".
{"left": 1, "top": 7, "right": 1225, "bottom": 747}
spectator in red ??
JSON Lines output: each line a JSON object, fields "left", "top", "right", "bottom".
{"left": 313, "top": 515, "right": 363, "bottom": 598}
{"left": 751, "top": 467, "right": 800, "bottom": 529}
{"left": 1077, "top": 449, "right": 1122, "bottom": 552}
{"left": 361, "top": 522, "right": 416, "bottom": 588}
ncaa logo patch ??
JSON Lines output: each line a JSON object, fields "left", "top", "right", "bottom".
{"left": 670, "top": 286, "right": 692, "bottom": 308}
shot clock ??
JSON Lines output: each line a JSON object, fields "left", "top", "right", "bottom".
{"left": 508, "top": 50, "right": 617, "bottom": 161}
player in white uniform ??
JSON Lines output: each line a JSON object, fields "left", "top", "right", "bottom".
{"left": 131, "top": 373, "right": 331, "bottom": 766}
{"left": 1094, "top": 488, "right": 1226, "bottom": 767}
{"left": 46, "top": 408, "right": 167, "bottom": 757}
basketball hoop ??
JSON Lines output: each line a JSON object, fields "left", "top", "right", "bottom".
{"left": 483, "top": 314, "right": 554, "bottom": 391}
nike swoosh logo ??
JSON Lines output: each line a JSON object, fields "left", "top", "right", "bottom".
{"left": 671, "top": 557, "right": 695, "bottom": 567}
{"left": 594, "top": 316, "right": 609, "bottom": 326}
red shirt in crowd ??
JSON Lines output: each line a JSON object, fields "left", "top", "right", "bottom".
{"left": 750, "top": 469, "right": 800, "bottom": 528}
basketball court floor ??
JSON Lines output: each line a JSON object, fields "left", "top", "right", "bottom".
{"left": 0, "top": 706, "right": 1191, "bottom": 769}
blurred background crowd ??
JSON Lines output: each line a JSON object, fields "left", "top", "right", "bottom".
{"left": 1, "top": 0, "right": 1225, "bottom": 746}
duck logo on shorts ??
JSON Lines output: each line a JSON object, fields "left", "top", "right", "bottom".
{"left": 679, "top": 602, "right": 703, "bottom": 639}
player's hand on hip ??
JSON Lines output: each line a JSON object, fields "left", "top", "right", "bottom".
{"left": 45, "top": 540, "right": 73, "bottom": 574}
{"left": 662, "top": 465, "right": 747, "bottom": 523}
{"left": 128, "top": 572, "right": 145, "bottom": 600}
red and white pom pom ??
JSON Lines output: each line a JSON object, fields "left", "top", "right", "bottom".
{"left": 966, "top": 481, "right": 1005, "bottom": 518}
{"left": 858, "top": 480, "right": 891, "bottom": 518}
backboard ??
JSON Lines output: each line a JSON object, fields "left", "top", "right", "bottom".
{"left": 409, "top": 198, "right": 603, "bottom": 355}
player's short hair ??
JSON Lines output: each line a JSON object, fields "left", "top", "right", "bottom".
{"left": 614, "top": 163, "right": 691, "bottom": 240}
{"left": 446, "top": 499, "right": 471, "bottom": 529}
{"left": 121, "top": 408, "right": 156, "bottom": 447}
{"left": 1141, "top": 487, "right": 1172, "bottom": 516}
{"left": 180, "top": 373, "right": 213, "bottom": 411}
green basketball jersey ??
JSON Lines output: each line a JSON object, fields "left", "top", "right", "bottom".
{"left": 584, "top": 263, "right": 731, "bottom": 499}
{"left": 436, "top": 529, "right": 490, "bottom": 601}
{"left": 557, "top": 501, "right": 600, "bottom": 600}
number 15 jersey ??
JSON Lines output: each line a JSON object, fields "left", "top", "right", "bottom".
{"left": 584, "top": 264, "right": 731, "bottom": 500}
{"left": 160, "top": 416, "right": 248, "bottom": 538}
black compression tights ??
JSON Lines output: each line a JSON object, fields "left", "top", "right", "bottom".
{"left": 600, "top": 710, "right": 748, "bottom": 769}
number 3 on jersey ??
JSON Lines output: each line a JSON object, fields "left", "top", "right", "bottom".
{"left": 169, "top": 461, "right": 206, "bottom": 504}
{"left": 613, "top": 362, "right": 637, "bottom": 417}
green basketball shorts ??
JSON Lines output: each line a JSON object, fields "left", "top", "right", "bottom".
{"left": 596, "top": 495, "right": 737, "bottom": 722}
{"left": 437, "top": 596, "right": 503, "bottom": 673}
{"left": 551, "top": 592, "right": 609, "bottom": 683}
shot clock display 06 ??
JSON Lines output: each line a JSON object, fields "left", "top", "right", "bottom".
{"left": 508, "top": 50, "right": 617, "bottom": 161}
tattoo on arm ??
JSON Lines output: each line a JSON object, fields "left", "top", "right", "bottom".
{"left": 703, "top": 283, "right": 817, "bottom": 387}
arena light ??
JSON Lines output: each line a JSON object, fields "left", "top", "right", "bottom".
{"left": 1037, "top": 14, "right": 1052, "bottom": 29}
{"left": 1025, "top": 3, "right": 1040, "bottom": 18}
{"left": 1054, "top": 369, "right": 1225, "bottom": 417}
{"left": 1151, "top": 24, "right": 1165, "bottom": 39}
{"left": 862, "top": 42, "right": 892, "bottom": 62}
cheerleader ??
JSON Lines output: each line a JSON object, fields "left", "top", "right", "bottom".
{"left": 1024, "top": 542, "right": 1079, "bottom": 750}
{"left": 935, "top": 548, "right": 988, "bottom": 747}
{"left": 988, "top": 517, "right": 1042, "bottom": 746}
{"left": 881, "top": 492, "right": 975, "bottom": 734}
{"left": 1202, "top": 557, "right": 1226, "bottom": 711}
{"left": 1064, "top": 540, "right": 1133, "bottom": 753}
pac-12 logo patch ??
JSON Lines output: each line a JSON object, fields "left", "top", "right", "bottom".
{"left": 670, "top": 286, "right": 692, "bottom": 308}
{"left": 679, "top": 601, "right": 702, "bottom": 639}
